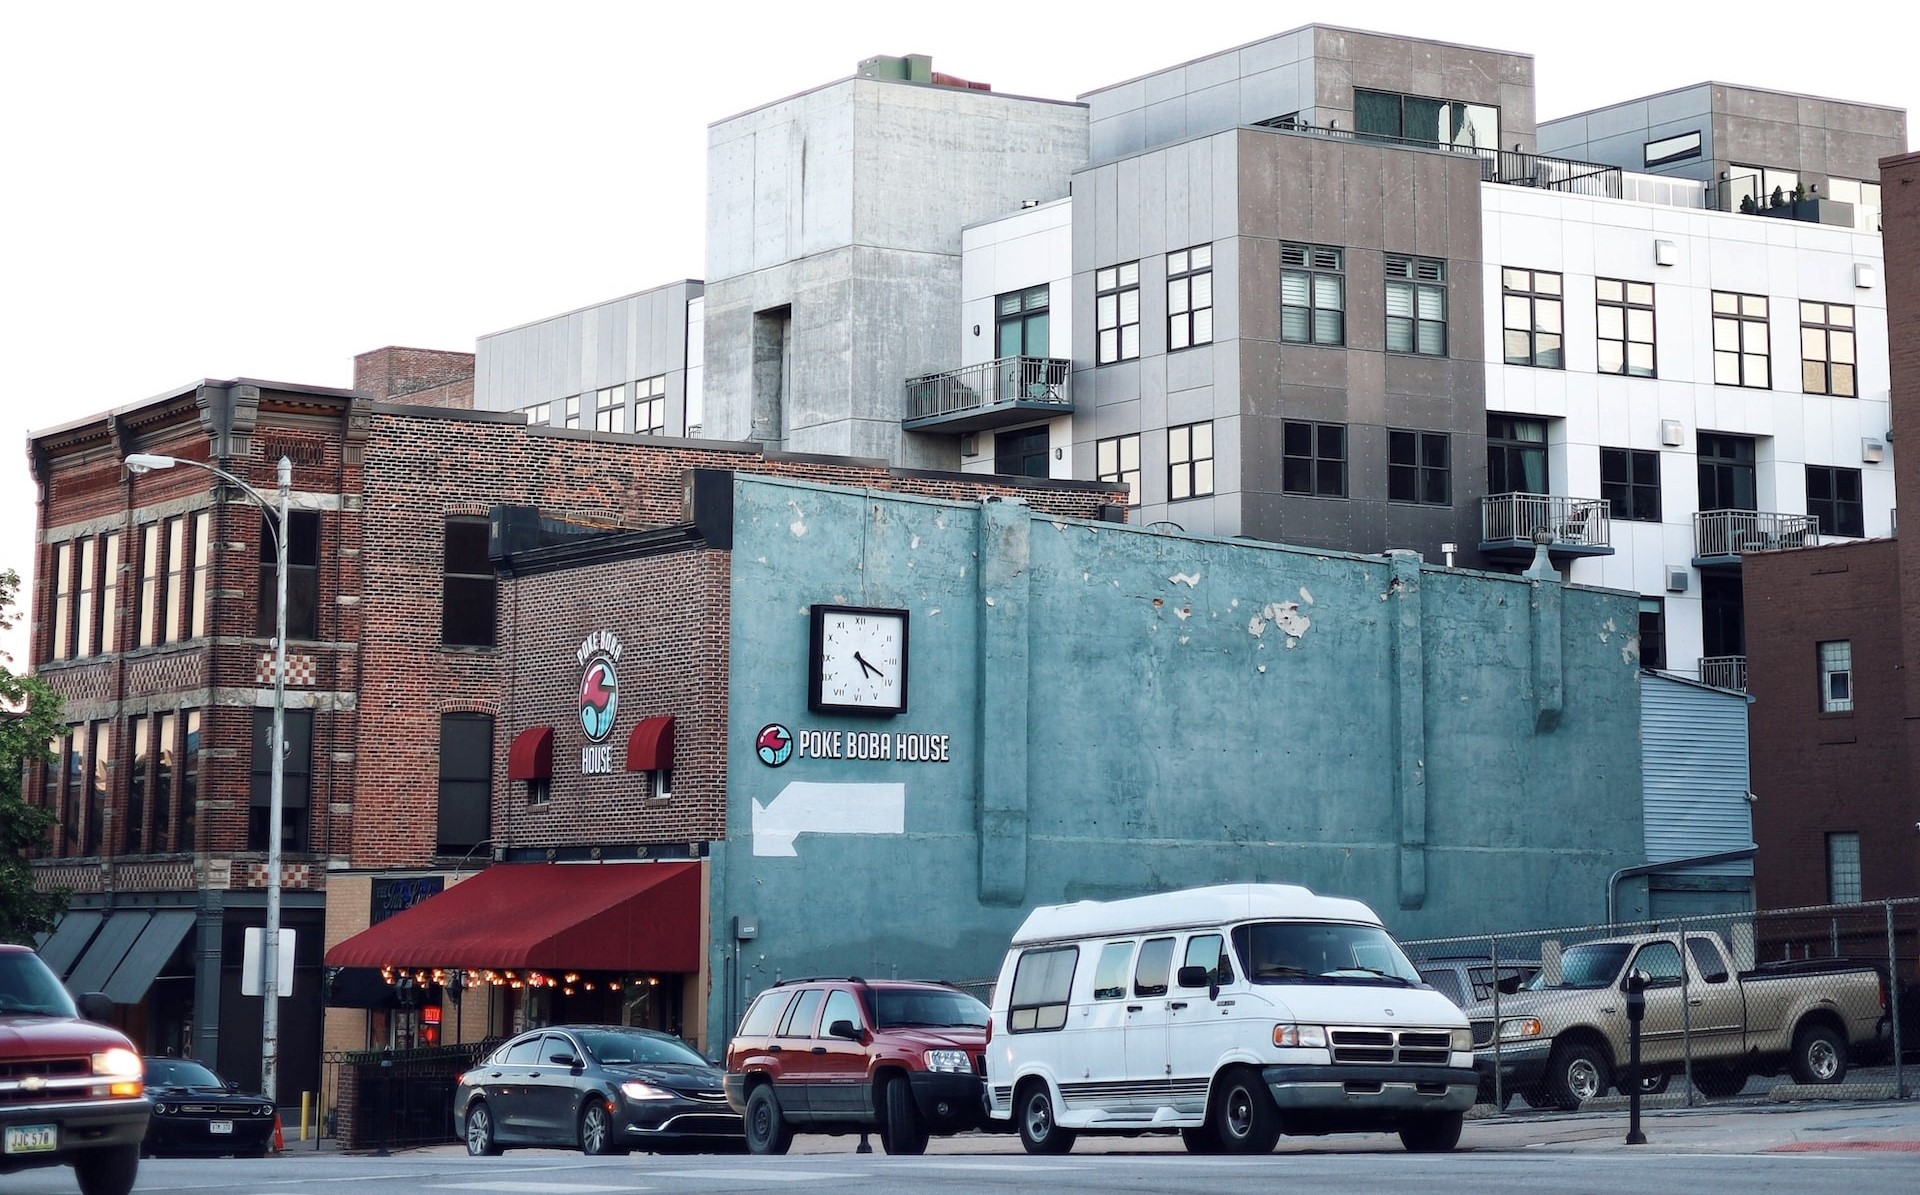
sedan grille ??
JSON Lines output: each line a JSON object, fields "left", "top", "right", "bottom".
{"left": 1328, "top": 1027, "right": 1455, "bottom": 1066}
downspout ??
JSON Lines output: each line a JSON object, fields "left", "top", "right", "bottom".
{"left": 1607, "top": 846, "right": 1758, "bottom": 926}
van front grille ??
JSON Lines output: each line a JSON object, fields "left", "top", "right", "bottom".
{"left": 1328, "top": 1027, "right": 1454, "bottom": 1066}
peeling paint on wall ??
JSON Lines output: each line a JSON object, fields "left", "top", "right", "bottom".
{"left": 1300, "top": 586, "right": 1315, "bottom": 605}
{"left": 788, "top": 500, "right": 808, "bottom": 537}
{"left": 1250, "top": 600, "right": 1311, "bottom": 643}
{"left": 1170, "top": 572, "right": 1201, "bottom": 587}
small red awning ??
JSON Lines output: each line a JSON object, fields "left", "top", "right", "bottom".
{"left": 507, "top": 726, "right": 553, "bottom": 781}
{"left": 626, "top": 715, "right": 675, "bottom": 772}
{"left": 322, "top": 861, "right": 701, "bottom": 972}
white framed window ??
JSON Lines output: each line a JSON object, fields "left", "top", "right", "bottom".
{"left": 636, "top": 375, "right": 667, "bottom": 435}
{"left": 594, "top": 385, "right": 625, "bottom": 433}
{"left": 1818, "top": 640, "right": 1853, "bottom": 713}
{"left": 1386, "top": 255, "right": 1446, "bottom": 355}
{"left": 1281, "top": 243, "right": 1345, "bottom": 345}
{"left": 1712, "top": 291, "right": 1770, "bottom": 388}
{"left": 1826, "top": 831, "right": 1861, "bottom": 904}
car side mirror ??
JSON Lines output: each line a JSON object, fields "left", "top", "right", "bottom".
{"left": 1702, "top": 970, "right": 1728, "bottom": 984}
{"left": 826, "top": 1019, "right": 862, "bottom": 1041}
{"left": 1496, "top": 975, "right": 1525, "bottom": 995}
{"left": 550, "top": 1053, "right": 578, "bottom": 1068}
{"left": 227, "top": 1081, "right": 242, "bottom": 1092}
{"left": 78, "top": 992, "right": 113, "bottom": 1024}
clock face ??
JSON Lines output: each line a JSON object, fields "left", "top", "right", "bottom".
{"left": 809, "top": 605, "right": 909, "bottom": 716}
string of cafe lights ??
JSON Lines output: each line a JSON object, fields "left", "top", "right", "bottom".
{"left": 377, "top": 965, "right": 664, "bottom": 999}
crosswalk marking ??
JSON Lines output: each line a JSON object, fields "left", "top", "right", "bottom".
{"left": 648, "top": 1169, "right": 853, "bottom": 1183}
{"left": 428, "top": 1183, "right": 645, "bottom": 1193}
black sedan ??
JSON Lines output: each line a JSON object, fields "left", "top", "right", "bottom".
{"left": 142, "top": 1058, "right": 276, "bottom": 1157}
{"left": 455, "top": 1025, "right": 741, "bottom": 1156}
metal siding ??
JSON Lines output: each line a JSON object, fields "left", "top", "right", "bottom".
{"left": 1641, "top": 673, "right": 1753, "bottom": 872}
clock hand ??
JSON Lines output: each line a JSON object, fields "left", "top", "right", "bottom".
{"left": 854, "top": 650, "right": 883, "bottom": 679}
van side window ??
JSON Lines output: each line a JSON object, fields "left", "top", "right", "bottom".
{"left": 1134, "top": 937, "right": 1175, "bottom": 997}
{"left": 1182, "top": 933, "right": 1233, "bottom": 986}
{"left": 738, "top": 989, "right": 792, "bottom": 1037}
{"left": 1092, "top": 941, "right": 1135, "bottom": 1000}
{"left": 778, "top": 988, "right": 826, "bottom": 1036}
{"left": 1009, "top": 946, "right": 1078, "bottom": 1033}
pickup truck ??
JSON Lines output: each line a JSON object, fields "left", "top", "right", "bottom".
{"left": 0, "top": 944, "right": 149, "bottom": 1195}
{"left": 1465, "top": 930, "right": 1887, "bottom": 1110}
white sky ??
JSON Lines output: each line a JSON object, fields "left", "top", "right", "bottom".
{"left": 2, "top": 0, "right": 1912, "bottom": 666}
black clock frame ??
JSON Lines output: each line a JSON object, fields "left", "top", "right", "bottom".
{"left": 807, "top": 603, "right": 910, "bottom": 716}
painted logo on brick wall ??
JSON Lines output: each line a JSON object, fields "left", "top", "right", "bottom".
{"left": 577, "top": 630, "right": 623, "bottom": 749}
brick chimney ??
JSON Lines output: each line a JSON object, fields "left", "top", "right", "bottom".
{"left": 353, "top": 346, "right": 476, "bottom": 408}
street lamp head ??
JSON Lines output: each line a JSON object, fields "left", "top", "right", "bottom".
{"left": 123, "top": 453, "right": 179, "bottom": 474}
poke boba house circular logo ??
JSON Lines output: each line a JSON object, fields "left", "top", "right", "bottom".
{"left": 577, "top": 630, "right": 622, "bottom": 744}
{"left": 756, "top": 723, "right": 794, "bottom": 767}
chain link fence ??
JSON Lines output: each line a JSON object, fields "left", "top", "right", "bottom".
{"left": 1403, "top": 898, "right": 1916, "bottom": 1112}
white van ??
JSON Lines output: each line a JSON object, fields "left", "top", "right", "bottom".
{"left": 984, "top": 883, "right": 1475, "bottom": 1155}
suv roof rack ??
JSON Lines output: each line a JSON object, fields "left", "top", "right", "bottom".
{"left": 771, "top": 976, "right": 867, "bottom": 987}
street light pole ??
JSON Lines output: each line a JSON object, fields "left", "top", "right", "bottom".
{"left": 124, "top": 451, "right": 291, "bottom": 1106}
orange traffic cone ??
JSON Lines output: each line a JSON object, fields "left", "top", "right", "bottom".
{"left": 272, "top": 1113, "right": 285, "bottom": 1153}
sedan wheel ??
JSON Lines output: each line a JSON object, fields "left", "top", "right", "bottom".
{"left": 465, "top": 1102, "right": 502, "bottom": 1157}
{"left": 579, "top": 1100, "right": 622, "bottom": 1155}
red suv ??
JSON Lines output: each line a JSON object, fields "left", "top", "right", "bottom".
{"left": 0, "top": 945, "right": 150, "bottom": 1195}
{"left": 723, "top": 977, "right": 988, "bottom": 1155}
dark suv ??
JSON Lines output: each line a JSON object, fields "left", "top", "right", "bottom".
{"left": 723, "top": 978, "right": 988, "bottom": 1155}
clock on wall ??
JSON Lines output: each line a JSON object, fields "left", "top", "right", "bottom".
{"left": 808, "top": 604, "right": 909, "bottom": 716}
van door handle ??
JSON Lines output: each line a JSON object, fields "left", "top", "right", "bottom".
{"left": 1169, "top": 1002, "right": 1188, "bottom": 1010}
{"left": 1126, "top": 1005, "right": 1143, "bottom": 1012}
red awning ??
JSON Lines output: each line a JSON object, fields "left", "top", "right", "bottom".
{"left": 626, "top": 715, "right": 675, "bottom": 772}
{"left": 507, "top": 726, "right": 553, "bottom": 781}
{"left": 323, "top": 861, "right": 701, "bottom": 972}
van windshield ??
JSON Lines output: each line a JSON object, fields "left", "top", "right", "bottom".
{"left": 1232, "top": 921, "right": 1421, "bottom": 986}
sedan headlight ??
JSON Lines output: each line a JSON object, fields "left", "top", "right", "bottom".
{"left": 1272, "top": 1024, "right": 1328, "bottom": 1049}
{"left": 1498, "top": 1017, "right": 1543, "bottom": 1042}
{"left": 621, "top": 1080, "right": 673, "bottom": 1101}
{"left": 1451, "top": 1028, "right": 1475, "bottom": 1052}
{"left": 924, "top": 1049, "right": 970, "bottom": 1074}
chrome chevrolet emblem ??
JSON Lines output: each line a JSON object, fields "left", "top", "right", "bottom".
{"left": 20, "top": 1075, "right": 46, "bottom": 1092}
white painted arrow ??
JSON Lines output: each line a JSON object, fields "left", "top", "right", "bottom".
{"left": 751, "top": 781, "right": 906, "bottom": 857}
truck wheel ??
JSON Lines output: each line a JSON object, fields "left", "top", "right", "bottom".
{"left": 1620, "top": 1072, "right": 1669, "bottom": 1096}
{"left": 1791, "top": 1023, "right": 1847, "bottom": 1084}
{"left": 1209, "top": 1067, "right": 1281, "bottom": 1154}
{"left": 73, "top": 1145, "right": 139, "bottom": 1195}
{"left": 881, "top": 1075, "right": 929, "bottom": 1155}
{"left": 1015, "top": 1080, "right": 1075, "bottom": 1155}
{"left": 1692, "top": 1066, "right": 1747, "bottom": 1098}
{"left": 1399, "top": 1110, "right": 1464, "bottom": 1153}
{"left": 744, "top": 1085, "right": 793, "bottom": 1155}
{"left": 1545, "top": 1043, "right": 1610, "bottom": 1110}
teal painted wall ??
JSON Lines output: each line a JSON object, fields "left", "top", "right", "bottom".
{"left": 709, "top": 476, "right": 1643, "bottom": 1035}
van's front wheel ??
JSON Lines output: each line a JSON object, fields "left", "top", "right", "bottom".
{"left": 1209, "top": 1067, "right": 1281, "bottom": 1154}
{"left": 1015, "top": 1080, "right": 1075, "bottom": 1155}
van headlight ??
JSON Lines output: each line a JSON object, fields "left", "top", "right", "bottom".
{"left": 1451, "top": 1028, "right": 1474, "bottom": 1052}
{"left": 925, "top": 1049, "right": 971, "bottom": 1074}
{"left": 1498, "top": 1018, "right": 1543, "bottom": 1041}
{"left": 1272, "top": 1024, "right": 1328, "bottom": 1048}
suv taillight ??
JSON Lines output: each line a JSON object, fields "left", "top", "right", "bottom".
{"left": 985, "top": 1016, "right": 993, "bottom": 1046}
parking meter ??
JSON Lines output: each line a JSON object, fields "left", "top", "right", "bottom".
{"left": 1625, "top": 970, "right": 1649, "bottom": 1145}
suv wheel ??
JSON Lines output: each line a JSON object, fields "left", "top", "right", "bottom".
{"left": 881, "top": 1075, "right": 929, "bottom": 1155}
{"left": 73, "top": 1145, "right": 139, "bottom": 1195}
{"left": 744, "top": 1085, "right": 793, "bottom": 1155}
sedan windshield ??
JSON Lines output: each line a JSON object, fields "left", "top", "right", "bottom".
{"left": 1232, "top": 921, "right": 1421, "bottom": 985}
{"left": 576, "top": 1028, "right": 708, "bottom": 1067}
{"left": 1526, "top": 942, "right": 1630, "bottom": 990}
{"left": 146, "top": 1059, "right": 224, "bottom": 1088}
{"left": 873, "top": 989, "right": 989, "bottom": 1029}
{"left": 0, "top": 954, "right": 79, "bottom": 1017}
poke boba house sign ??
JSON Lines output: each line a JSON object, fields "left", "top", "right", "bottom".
{"left": 578, "top": 630, "right": 621, "bottom": 774}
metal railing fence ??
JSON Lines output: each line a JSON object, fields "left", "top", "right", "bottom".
{"left": 330, "top": 1038, "right": 503, "bottom": 1151}
{"left": 1693, "top": 509, "right": 1819, "bottom": 557}
{"left": 1403, "top": 898, "right": 1916, "bottom": 1113}
{"left": 1480, "top": 493, "right": 1612, "bottom": 548}
{"left": 903, "top": 356, "right": 1072, "bottom": 423}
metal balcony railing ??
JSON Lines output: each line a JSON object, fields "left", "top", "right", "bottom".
{"left": 903, "top": 356, "right": 1072, "bottom": 427}
{"left": 1251, "top": 119, "right": 1623, "bottom": 199}
{"left": 1699, "top": 656, "right": 1749, "bottom": 691}
{"left": 1479, "top": 494, "right": 1612, "bottom": 550}
{"left": 1692, "top": 510, "right": 1819, "bottom": 559}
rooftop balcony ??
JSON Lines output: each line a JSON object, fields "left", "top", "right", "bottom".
{"left": 1699, "top": 655, "right": 1748, "bottom": 692}
{"left": 1255, "top": 118, "right": 1623, "bottom": 200}
{"left": 1479, "top": 493, "right": 1615, "bottom": 563}
{"left": 903, "top": 356, "right": 1072, "bottom": 433}
{"left": 1691, "top": 510, "right": 1819, "bottom": 568}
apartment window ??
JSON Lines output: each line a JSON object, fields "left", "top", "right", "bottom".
{"left": 1601, "top": 448, "right": 1663, "bottom": 522}
{"left": 1597, "top": 278, "right": 1656, "bottom": 377}
{"left": 1826, "top": 831, "right": 1861, "bottom": 904}
{"left": 136, "top": 524, "right": 161, "bottom": 648}
{"left": 185, "top": 513, "right": 209, "bottom": 639}
{"left": 526, "top": 776, "right": 551, "bottom": 807}
{"left": 258, "top": 510, "right": 320, "bottom": 640}
{"left": 50, "top": 542, "right": 72, "bottom": 661}
{"left": 179, "top": 710, "right": 200, "bottom": 851}
{"left": 1389, "top": 430, "right": 1451, "bottom": 505}
{"left": 1280, "top": 243, "right": 1344, "bottom": 345}
{"left": 562, "top": 395, "right": 581, "bottom": 428}
{"left": 1354, "top": 88, "right": 1497, "bottom": 150}
{"left": 41, "top": 735, "right": 64, "bottom": 857}
{"left": 1800, "top": 302, "right": 1856, "bottom": 397}
{"left": 1096, "top": 434, "right": 1141, "bottom": 506}
{"left": 995, "top": 427, "right": 1051, "bottom": 479}
{"left": 126, "top": 716, "right": 149, "bottom": 856}
{"left": 249, "top": 708, "right": 312, "bottom": 852}
{"left": 1095, "top": 262, "right": 1140, "bottom": 364}
{"left": 525, "top": 402, "right": 551, "bottom": 426}
{"left": 1166, "top": 245, "right": 1213, "bottom": 351}
{"left": 83, "top": 721, "right": 108, "bottom": 857}
{"left": 635, "top": 375, "right": 667, "bottom": 435}
{"left": 1168, "top": 422, "right": 1214, "bottom": 500}
{"left": 1818, "top": 640, "right": 1853, "bottom": 713}
{"left": 594, "top": 385, "right": 625, "bottom": 433}
{"left": 1806, "top": 466, "right": 1864, "bottom": 538}
{"left": 1711, "top": 291, "right": 1770, "bottom": 388}
{"left": 1697, "top": 433, "right": 1758, "bottom": 512}
{"left": 73, "top": 538, "right": 95, "bottom": 658}
{"left": 99, "top": 531, "right": 119, "bottom": 654}
{"left": 153, "top": 710, "right": 176, "bottom": 853}
{"left": 1502, "top": 268, "right": 1564, "bottom": 368}
{"left": 1282, "top": 421, "right": 1347, "bottom": 497}
{"left": 1643, "top": 131, "right": 1701, "bottom": 169}
{"left": 996, "top": 284, "right": 1051, "bottom": 357}
{"left": 1385, "top": 256, "right": 1446, "bottom": 355}
{"left": 1639, "top": 597, "right": 1667, "bottom": 670}
{"left": 1487, "top": 416, "right": 1548, "bottom": 494}
{"left": 1823, "top": 177, "right": 1883, "bottom": 233}
{"left": 163, "top": 517, "right": 186, "bottom": 643}
{"left": 1731, "top": 164, "right": 1798, "bottom": 212}
{"left": 63, "top": 724, "right": 82, "bottom": 854}
{"left": 443, "top": 517, "right": 497, "bottom": 647}
{"left": 437, "top": 713, "right": 494, "bottom": 855}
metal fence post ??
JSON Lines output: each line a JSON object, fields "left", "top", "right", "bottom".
{"left": 1490, "top": 934, "right": 1504, "bottom": 1113}
{"left": 1888, "top": 901, "right": 1905, "bottom": 1099}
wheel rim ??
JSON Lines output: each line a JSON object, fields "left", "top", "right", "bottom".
{"left": 1024, "top": 1092, "right": 1052, "bottom": 1140}
{"left": 1809, "top": 1038, "right": 1839, "bottom": 1081}
{"left": 750, "top": 1100, "right": 771, "bottom": 1146}
{"left": 1225, "top": 1084, "right": 1253, "bottom": 1140}
{"left": 1569, "top": 1059, "right": 1601, "bottom": 1102}
{"left": 467, "top": 1107, "right": 489, "bottom": 1153}
{"left": 583, "top": 1104, "right": 608, "bottom": 1153}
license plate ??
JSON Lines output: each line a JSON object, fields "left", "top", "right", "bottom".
{"left": 210, "top": 1121, "right": 233, "bottom": 1134}
{"left": 4, "top": 1125, "right": 57, "bottom": 1155}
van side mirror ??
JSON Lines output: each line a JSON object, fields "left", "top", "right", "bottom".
{"left": 78, "top": 992, "right": 114, "bottom": 1024}
{"left": 1175, "top": 966, "right": 1221, "bottom": 1001}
